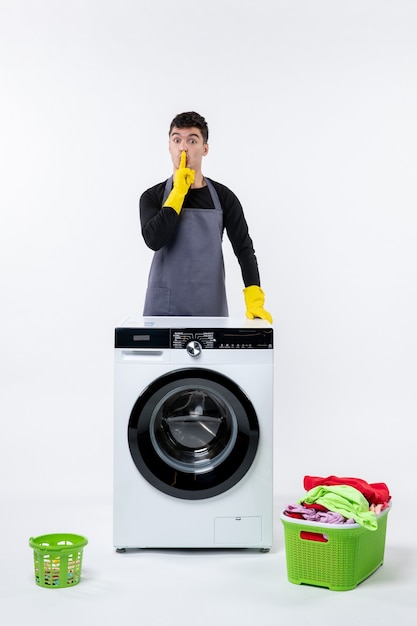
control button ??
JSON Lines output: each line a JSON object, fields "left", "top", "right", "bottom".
{"left": 186, "top": 340, "right": 202, "bottom": 358}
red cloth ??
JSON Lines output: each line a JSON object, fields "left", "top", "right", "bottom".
{"left": 284, "top": 512, "right": 305, "bottom": 520}
{"left": 303, "top": 475, "right": 391, "bottom": 505}
{"left": 302, "top": 502, "right": 329, "bottom": 512}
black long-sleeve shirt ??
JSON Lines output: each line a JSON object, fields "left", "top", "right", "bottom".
{"left": 139, "top": 178, "right": 261, "bottom": 287}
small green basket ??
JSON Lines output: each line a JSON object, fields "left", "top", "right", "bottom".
{"left": 29, "top": 533, "right": 88, "bottom": 589}
{"left": 280, "top": 506, "right": 390, "bottom": 591}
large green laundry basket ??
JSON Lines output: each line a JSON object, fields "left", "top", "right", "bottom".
{"left": 29, "top": 533, "right": 88, "bottom": 588}
{"left": 280, "top": 506, "right": 390, "bottom": 591}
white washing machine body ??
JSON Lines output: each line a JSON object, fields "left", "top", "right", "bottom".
{"left": 113, "top": 316, "right": 274, "bottom": 550}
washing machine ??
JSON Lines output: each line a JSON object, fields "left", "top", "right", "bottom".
{"left": 113, "top": 316, "right": 274, "bottom": 551}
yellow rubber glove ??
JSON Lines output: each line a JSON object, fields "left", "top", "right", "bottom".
{"left": 163, "top": 151, "right": 195, "bottom": 214}
{"left": 243, "top": 285, "right": 273, "bottom": 324}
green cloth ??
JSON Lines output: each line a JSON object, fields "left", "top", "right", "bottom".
{"left": 300, "top": 484, "right": 378, "bottom": 530}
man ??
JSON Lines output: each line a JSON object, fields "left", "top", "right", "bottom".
{"left": 140, "top": 111, "right": 272, "bottom": 322}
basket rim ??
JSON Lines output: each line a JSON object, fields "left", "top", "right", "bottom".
{"left": 29, "top": 533, "right": 88, "bottom": 551}
{"left": 280, "top": 501, "right": 391, "bottom": 530}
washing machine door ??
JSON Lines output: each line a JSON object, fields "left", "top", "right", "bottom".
{"left": 128, "top": 368, "right": 259, "bottom": 499}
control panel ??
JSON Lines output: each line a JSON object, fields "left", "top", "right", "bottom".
{"left": 171, "top": 328, "right": 273, "bottom": 350}
{"left": 115, "top": 327, "right": 273, "bottom": 349}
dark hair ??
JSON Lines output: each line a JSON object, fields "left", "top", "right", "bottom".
{"left": 169, "top": 111, "right": 209, "bottom": 144}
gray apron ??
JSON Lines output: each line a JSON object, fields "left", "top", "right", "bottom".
{"left": 143, "top": 177, "right": 228, "bottom": 316}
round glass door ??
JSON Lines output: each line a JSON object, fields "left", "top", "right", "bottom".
{"left": 128, "top": 368, "right": 259, "bottom": 499}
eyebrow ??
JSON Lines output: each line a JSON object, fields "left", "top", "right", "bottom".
{"left": 170, "top": 131, "right": 201, "bottom": 138}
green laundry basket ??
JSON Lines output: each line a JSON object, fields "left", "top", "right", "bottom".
{"left": 29, "top": 533, "right": 88, "bottom": 588}
{"left": 280, "top": 505, "right": 390, "bottom": 591}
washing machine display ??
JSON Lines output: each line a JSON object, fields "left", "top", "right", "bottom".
{"left": 128, "top": 368, "right": 259, "bottom": 499}
{"left": 114, "top": 317, "right": 274, "bottom": 550}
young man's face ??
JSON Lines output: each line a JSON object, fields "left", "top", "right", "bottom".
{"left": 168, "top": 126, "right": 209, "bottom": 171}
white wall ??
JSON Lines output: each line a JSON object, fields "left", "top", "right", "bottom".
{"left": 1, "top": 0, "right": 416, "bottom": 503}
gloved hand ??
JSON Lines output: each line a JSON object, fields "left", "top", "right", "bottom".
{"left": 243, "top": 285, "right": 273, "bottom": 324}
{"left": 163, "top": 150, "right": 195, "bottom": 214}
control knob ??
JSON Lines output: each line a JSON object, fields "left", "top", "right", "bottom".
{"left": 186, "top": 340, "right": 202, "bottom": 358}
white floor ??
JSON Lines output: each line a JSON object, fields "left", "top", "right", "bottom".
{"left": 2, "top": 480, "right": 416, "bottom": 625}
{"left": 1, "top": 364, "right": 416, "bottom": 625}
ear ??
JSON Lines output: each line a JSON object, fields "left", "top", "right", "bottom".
{"left": 203, "top": 143, "right": 209, "bottom": 156}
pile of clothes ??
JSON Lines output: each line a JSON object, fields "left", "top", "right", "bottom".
{"left": 283, "top": 475, "right": 391, "bottom": 531}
